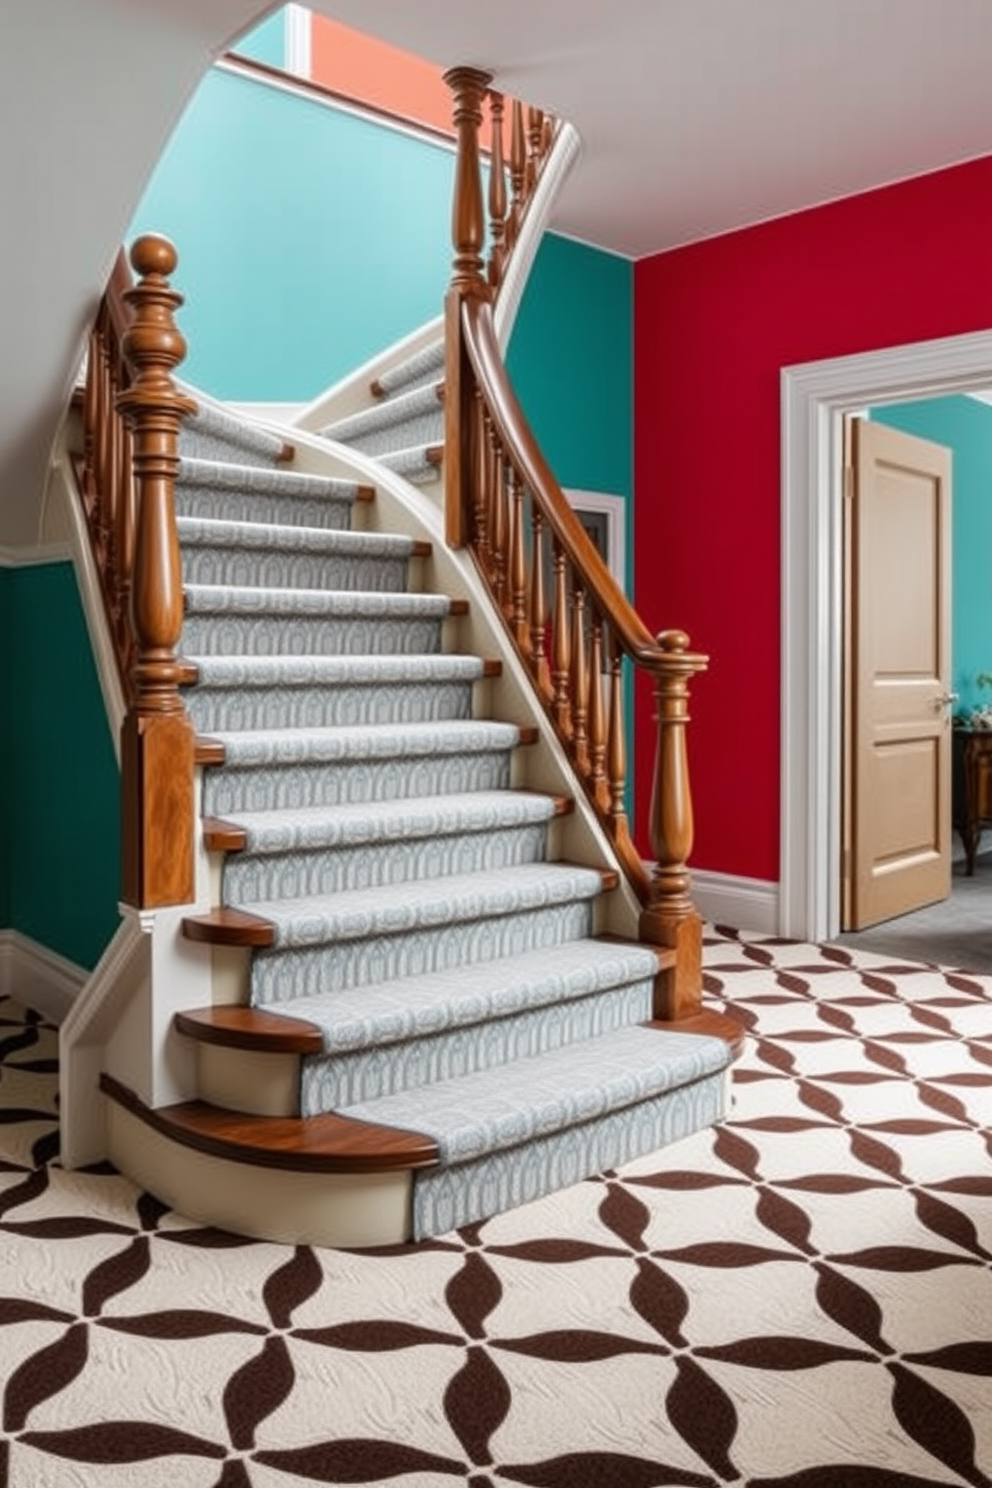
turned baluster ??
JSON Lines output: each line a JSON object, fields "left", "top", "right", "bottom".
{"left": 489, "top": 429, "right": 507, "bottom": 609}
{"left": 116, "top": 234, "right": 197, "bottom": 909}
{"left": 551, "top": 542, "right": 571, "bottom": 735}
{"left": 526, "top": 106, "right": 544, "bottom": 190}
{"left": 542, "top": 113, "right": 555, "bottom": 159}
{"left": 570, "top": 580, "right": 590, "bottom": 773}
{"left": 606, "top": 642, "right": 628, "bottom": 829}
{"left": 95, "top": 328, "right": 114, "bottom": 564}
{"left": 507, "top": 99, "right": 527, "bottom": 249}
{"left": 487, "top": 91, "right": 508, "bottom": 287}
{"left": 529, "top": 507, "right": 551, "bottom": 696}
{"left": 473, "top": 392, "right": 490, "bottom": 565}
{"left": 588, "top": 617, "right": 609, "bottom": 811}
{"left": 508, "top": 470, "right": 529, "bottom": 651}
{"left": 638, "top": 630, "right": 708, "bottom": 1018}
{"left": 443, "top": 66, "right": 493, "bottom": 550}
{"left": 82, "top": 326, "right": 100, "bottom": 518}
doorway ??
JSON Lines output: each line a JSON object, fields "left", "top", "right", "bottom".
{"left": 780, "top": 328, "right": 992, "bottom": 944}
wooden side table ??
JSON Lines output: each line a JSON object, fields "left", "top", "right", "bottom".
{"left": 952, "top": 727, "right": 992, "bottom": 875}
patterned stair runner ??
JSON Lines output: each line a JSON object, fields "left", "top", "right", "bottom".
{"left": 175, "top": 395, "right": 733, "bottom": 1239}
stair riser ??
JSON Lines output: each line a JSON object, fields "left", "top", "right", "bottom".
{"left": 181, "top": 547, "right": 409, "bottom": 593}
{"left": 410, "top": 1070, "right": 729, "bottom": 1240}
{"left": 202, "top": 750, "right": 513, "bottom": 815}
{"left": 252, "top": 899, "right": 594, "bottom": 1002}
{"left": 301, "top": 978, "right": 655, "bottom": 1110}
{"left": 177, "top": 489, "right": 354, "bottom": 531}
{"left": 182, "top": 613, "right": 445, "bottom": 658}
{"left": 224, "top": 823, "right": 551, "bottom": 904}
{"left": 186, "top": 678, "right": 475, "bottom": 733}
{"left": 340, "top": 408, "right": 443, "bottom": 459}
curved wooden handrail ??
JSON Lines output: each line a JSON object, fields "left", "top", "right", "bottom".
{"left": 443, "top": 69, "right": 709, "bottom": 1017}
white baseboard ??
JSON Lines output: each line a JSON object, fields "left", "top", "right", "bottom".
{"left": 0, "top": 930, "right": 87, "bottom": 1024}
{"left": 692, "top": 870, "right": 780, "bottom": 936}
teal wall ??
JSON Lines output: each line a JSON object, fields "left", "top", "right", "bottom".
{"left": 6, "top": 565, "right": 120, "bottom": 970}
{"left": 131, "top": 66, "right": 454, "bottom": 400}
{"left": 231, "top": 8, "right": 287, "bottom": 69}
{"left": 871, "top": 395, "right": 992, "bottom": 716}
{"left": 130, "top": 65, "right": 633, "bottom": 556}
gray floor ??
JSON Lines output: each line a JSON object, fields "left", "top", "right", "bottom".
{"left": 832, "top": 852, "right": 992, "bottom": 973}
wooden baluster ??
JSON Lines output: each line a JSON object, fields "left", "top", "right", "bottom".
{"left": 508, "top": 470, "right": 529, "bottom": 652}
{"left": 588, "top": 616, "right": 609, "bottom": 811}
{"left": 82, "top": 326, "right": 100, "bottom": 517}
{"left": 95, "top": 328, "right": 113, "bottom": 564}
{"left": 570, "top": 580, "right": 590, "bottom": 773}
{"left": 473, "top": 393, "right": 490, "bottom": 567}
{"left": 527, "top": 106, "right": 544, "bottom": 190}
{"left": 606, "top": 642, "right": 627, "bottom": 828}
{"left": 487, "top": 90, "right": 507, "bottom": 287}
{"left": 115, "top": 425, "right": 137, "bottom": 673}
{"left": 638, "top": 630, "right": 708, "bottom": 1019}
{"left": 551, "top": 542, "right": 571, "bottom": 735}
{"left": 529, "top": 506, "right": 550, "bottom": 696}
{"left": 507, "top": 99, "right": 526, "bottom": 249}
{"left": 490, "top": 430, "right": 507, "bottom": 609}
{"left": 116, "top": 234, "right": 197, "bottom": 910}
{"left": 542, "top": 113, "right": 555, "bottom": 159}
{"left": 443, "top": 66, "right": 493, "bottom": 551}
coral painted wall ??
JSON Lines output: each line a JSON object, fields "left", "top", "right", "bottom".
{"left": 634, "top": 155, "right": 992, "bottom": 883}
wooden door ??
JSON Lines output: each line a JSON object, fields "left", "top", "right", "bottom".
{"left": 843, "top": 417, "right": 953, "bottom": 930}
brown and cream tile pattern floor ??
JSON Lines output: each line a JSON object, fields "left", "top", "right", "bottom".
{"left": 1, "top": 928, "right": 990, "bottom": 1486}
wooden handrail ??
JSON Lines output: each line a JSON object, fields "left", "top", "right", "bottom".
{"left": 443, "top": 70, "right": 708, "bottom": 1016}
{"left": 78, "top": 235, "right": 197, "bottom": 909}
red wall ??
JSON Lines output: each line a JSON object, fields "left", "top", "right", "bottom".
{"left": 633, "top": 155, "right": 992, "bottom": 884}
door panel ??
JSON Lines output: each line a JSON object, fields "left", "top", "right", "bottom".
{"left": 845, "top": 417, "right": 952, "bottom": 930}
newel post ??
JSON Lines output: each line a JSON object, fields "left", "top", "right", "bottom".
{"left": 639, "top": 630, "right": 709, "bottom": 1019}
{"left": 443, "top": 65, "right": 493, "bottom": 550}
{"left": 116, "top": 235, "right": 197, "bottom": 909}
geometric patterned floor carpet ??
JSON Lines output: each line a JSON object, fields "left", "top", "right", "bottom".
{"left": 2, "top": 927, "right": 990, "bottom": 1487}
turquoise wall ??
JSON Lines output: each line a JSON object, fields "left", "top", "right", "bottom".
{"left": 6, "top": 565, "right": 120, "bottom": 970}
{"left": 131, "top": 66, "right": 454, "bottom": 400}
{"left": 871, "top": 395, "right": 992, "bottom": 716}
{"left": 231, "top": 8, "right": 287, "bottom": 69}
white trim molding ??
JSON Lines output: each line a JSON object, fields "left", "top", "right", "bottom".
{"left": 0, "top": 930, "right": 87, "bottom": 1024}
{"left": 781, "top": 328, "right": 992, "bottom": 942}
{"left": 285, "top": 3, "right": 311, "bottom": 79}
{"left": 692, "top": 871, "right": 779, "bottom": 937}
{"left": 565, "top": 489, "right": 627, "bottom": 592}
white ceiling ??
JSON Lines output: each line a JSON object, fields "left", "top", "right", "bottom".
{"left": 311, "top": 0, "right": 992, "bottom": 257}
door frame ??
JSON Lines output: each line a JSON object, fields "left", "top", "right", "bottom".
{"left": 780, "top": 328, "right": 992, "bottom": 942}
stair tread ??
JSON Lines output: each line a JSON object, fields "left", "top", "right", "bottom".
{"left": 321, "top": 380, "right": 443, "bottom": 442}
{"left": 178, "top": 395, "right": 291, "bottom": 466}
{"left": 225, "top": 789, "right": 569, "bottom": 853}
{"left": 250, "top": 862, "right": 615, "bottom": 947}
{"left": 340, "top": 1023, "right": 733, "bottom": 1164}
{"left": 264, "top": 938, "right": 667, "bottom": 1052}
{"left": 176, "top": 1005, "right": 324, "bottom": 1054}
{"left": 207, "top": 718, "right": 530, "bottom": 766}
{"left": 379, "top": 444, "right": 443, "bottom": 480}
{"left": 101, "top": 1073, "right": 438, "bottom": 1174}
{"left": 371, "top": 340, "right": 444, "bottom": 399}
{"left": 178, "top": 456, "right": 363, "bottom": 501}
{"left": 185, "top": 652, "right": 491, "bottom": 687}
{"left": 184, "top": 584, "right": 459, "bottom": 618}
{"left": 177, "top": 515, "right": 419, "bottom": 557}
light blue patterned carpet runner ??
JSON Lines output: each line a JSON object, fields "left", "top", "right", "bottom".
{"left": 177, "top": 393, "right": 731, "bottom": 1238}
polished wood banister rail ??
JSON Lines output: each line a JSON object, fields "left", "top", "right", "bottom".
{"left": 443, "top": 69, "right": 708, "bottom": 1016}
{"left": 78, "top": 235, "right": 196, "bottom": 909}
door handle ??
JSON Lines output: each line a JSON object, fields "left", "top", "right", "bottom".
{"left": 934, "top": 691, "right": 959, "bottom": 710}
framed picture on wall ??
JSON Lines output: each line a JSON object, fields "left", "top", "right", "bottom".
{"left": 564, "top": 489, "right": 627, "bottom": 593}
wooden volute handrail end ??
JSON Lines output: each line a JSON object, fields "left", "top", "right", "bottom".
{"left": 182, "top": 908, "right": 276, "bottom": 948}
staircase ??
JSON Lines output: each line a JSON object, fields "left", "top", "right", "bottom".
{"left": 88, "top": 365, "right": 738, "bottom": 1246}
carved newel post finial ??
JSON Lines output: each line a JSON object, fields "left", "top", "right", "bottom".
{"left": 639, "top": 629, "right": 708, "bottom": 1019}
{"left": 443, "top": 66, "right": 493, "bottom": 296}
{"left": 116, "top": 234, "right": 197, "bottom": 909}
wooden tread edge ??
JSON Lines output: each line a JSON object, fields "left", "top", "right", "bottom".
{"left": 646, "top": 1010, "right": 747, "bottom": 1060}
{"left": 202, "top": 817, "right": 248, "bottom": 852}
{"left": 426, "top": 445, "right": 443, "bottom": 467}
{"left": 175, "top": 1005, "right": 324, "bottom": 1054}
{"left": 182, "top": 908, "right": 276, "bottom": 948}
{"left": 276, "top": 442, "right": 296, "bottom": 464}
{"left": 356, "top": 484, "right": 376, "bottom": 502}
{"left": 100, "top": 1073, "right": 439, "bottom": 1175}
{"left": 195, "top": 735, "right": 227, "bottom": 765}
